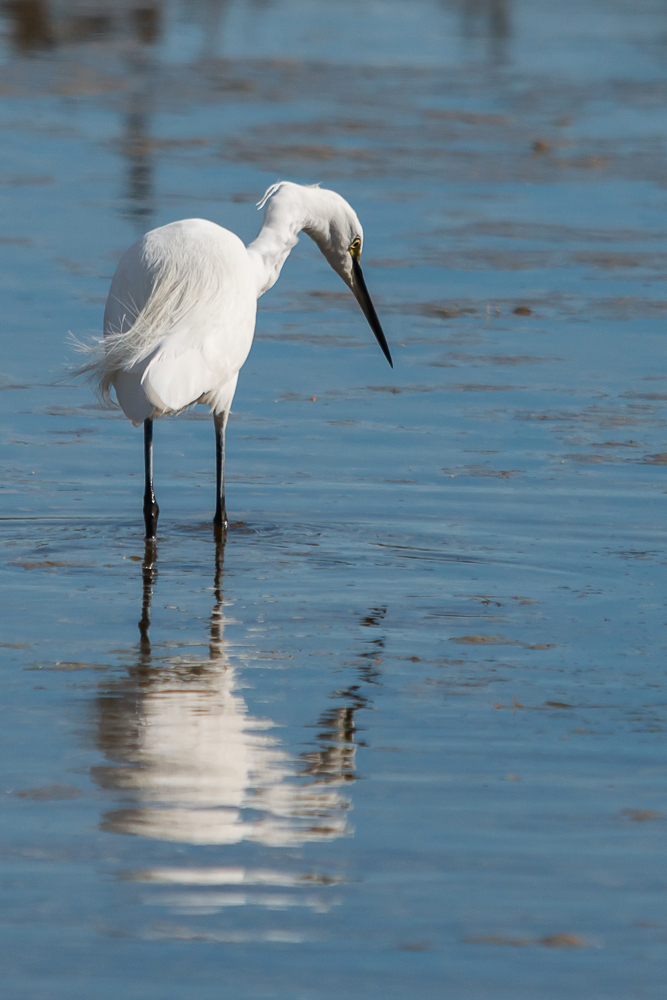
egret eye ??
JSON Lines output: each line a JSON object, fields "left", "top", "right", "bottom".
{"left": 349, "top": 237, "right": 362, "bottom": 256}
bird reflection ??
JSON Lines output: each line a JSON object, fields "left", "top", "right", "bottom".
{"left": 355, "top": 605, "right": 387, "bottom": 685}
{"left": 2, "top": 0, "right": 161, "bottom": 224}
{"left": 453, "top": 0, "right": 511, "bottom": 63}
{"left": 300, "top": 705, "right": 359, "bottom": 785}
{"left": 121, "top": 81, "right": 154, "bottom": 226}
{"left": 299, "top": 611, "right": 382, "bottom": 785}
{"left": 2, "top": 1, "right": 162, "bottom": 51}
{"left": 117, "top": 5, "right": 161, "bottom": 228}
{"left": 93, "top": 537, "right": 358, "bottom": 847}
{"left": 2, "top": 0, "right": 53, "bottom": 50}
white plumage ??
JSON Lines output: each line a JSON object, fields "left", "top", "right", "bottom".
{"left": 97, "top": 659, "right": 352, "bottom": 846}
{"left": 78, "top": 180, "right": 392, "bottom": 538}
{"left": 102, "top": 220, "right": 255, "bottom": 425}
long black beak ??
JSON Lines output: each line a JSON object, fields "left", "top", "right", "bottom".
{"left": 352, "top": 256, "right": 393, "bottom": 368}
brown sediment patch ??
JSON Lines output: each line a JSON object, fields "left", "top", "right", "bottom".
{"left": 496, "top": 694, "right": 593, "bottom": 711}
{"left": 595, "top": 299, "right": 667, "bottom": 320}
{"left": 516, "top": 407, "right": 653, "bottom": 428}
{"left": 368, "top": 258, "right": 418, "bottom": 269}
{"left": 0, "top": 173, "right": 53, "bottom": 186}
{"left": 11, "top": 560, "right": 87, "bottom": 570}
{"left": 433, "top": 222, "right": 667, "bottom": 244}
{"left": 592, "top": 440, "right": 639, "bottom": 447}
{"left": 297, "top": 873, "right": 345, "bottom": 885}
{"left": 213, "top": 79, "right": 256, "bottom": 94}
{"left": 306, "top": 290, "right": 356, "bottom": 304}
{"left": 397, "top": 294, "right": 667, "bottom": 323}
{"left": 540, "top": 934, "right": 588, "bottom": 948}
{"left": 396, "top": 940, "right": 432, "bottom": 952}
{"left": 40, "top": 406, "right": 94, "bottom": 416}
{"left": 254, "top": 329, "right": 360, "bottom": 347}
{"left": 424, "top": 248, "right": 558, "bottom": 271}
{"left": 429, "top": 353, "right": 554, "bottom": 368}
{"left": 464, "top": 933, "right": 587, "bottom": 948}
{"left": 555, "top": 156, "right": 607, "bottom": 169}
{"left": 425, "top": 248, "right": 667, "bottom": 272}
{"left": 450, "top": 635, "right": 514, "bottom": 646}
{"left": 274, "top": 289, "right": 360, "bottom": 313}
{"left": 424, "top": 110, "right": 510, "bottom": 125}
{"left": 562, "top": 452, "right": 622, "bottom": 464}
{"left": 45, "top": 661, "right": 109, "bottom": 671}
{"left": 55, "top": 257, "right": 95, "bottom": 275}
{"left": 621, "top": 809, "right": 663, "bottom": 822}
{"left": 459, "top": 595, "right": 539, "bottom": 606}
{"left": 442, "top": 465, "right": 522, "bottom": 478}
{"left": 451, "top": 634, "right": 554, "bottom": 649}
{"left": 464, "top": 934, "right": 531, "bottom": 946}
{"left": 300, "top": 118, "right": 384, "bottom": 134}
{"left": 458, "top": 594, "right": 534, "bottom": 606}
{"left": 609, "top": 549, "right": 659, "bottom": 560}
{"left": 47, "top": 428, "right": 98, "bottom": 435}
{"left": 448, "top": 383, "right": 521, "bottom": 392}
{"left": 417, "top": 303, "right": 477, "bottom": 319}
{"left": 622, "top": 392, "right": 667, "bottom": 401}
{"left": 225, "top": 142, "right": 336, "bottom": 162}
{"left": 123, "top": 137, "right": 210, "bottom": 152}
{"left": 363, "top": 384, "right": 438, "bottom": 395}
{"left": 56, "top": 73, "right": 128, "bottom": 97}
{"left": 574, "top": 251, "right": 647, "bottom": 268}
{"left": 12, "top": 784, "right": 83, "bottom": 800}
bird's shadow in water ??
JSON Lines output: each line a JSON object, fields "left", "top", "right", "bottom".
{"left": 92, "top": 531, "right": 371, "bottom": 848}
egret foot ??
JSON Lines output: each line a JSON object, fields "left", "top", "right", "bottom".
{"left": 143, "top": 499, "right": 159, "bottom": 541}
{"left": 213, "top": 511, "right": 228, "bottom": 544}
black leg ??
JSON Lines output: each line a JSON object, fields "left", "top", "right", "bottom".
{"left": 213, "top": 412, "right": 228, "bottom": 535}
{"left": 143, "top": 418, "right": 159, "bottom": 540}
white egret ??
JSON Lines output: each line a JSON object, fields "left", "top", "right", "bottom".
{"left": 79, "top": 181, "right": 392, "bottom": 539}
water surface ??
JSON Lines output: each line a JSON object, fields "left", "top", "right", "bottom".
{"left": 1, "top": 1, "right": 667, "bottom": 997}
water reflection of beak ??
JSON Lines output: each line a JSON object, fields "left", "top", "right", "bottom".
{"left": 351, "top": 256, "right": 393, "bottom": 368}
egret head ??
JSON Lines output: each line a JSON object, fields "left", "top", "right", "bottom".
{"left": 258, "top": 182, "right": 393, "bottom": 368}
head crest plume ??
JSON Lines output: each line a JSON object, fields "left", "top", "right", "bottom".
{"left": 256, "top": 181, "right": 323, "bottom": 211}
{"left": 256, "top": 182, "right": 286, "bottom": 211}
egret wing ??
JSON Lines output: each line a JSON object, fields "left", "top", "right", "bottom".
{"left": 104, "top": 219, "right": 257, "bottom": 419}
{"left": 141, "top": 298, "right": 253, "bottom": 414}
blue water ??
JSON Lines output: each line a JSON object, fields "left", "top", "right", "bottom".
{"left": 1, "top": 1, "right": 667, "bottom": 997}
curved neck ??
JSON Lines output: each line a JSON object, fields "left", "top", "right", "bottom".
{"left": 246, "top": 201, "right": 307, "bottom": 298}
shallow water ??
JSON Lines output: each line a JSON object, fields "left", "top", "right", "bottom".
{"left": 1, "top": 1, "right": 667, "bottom": 997}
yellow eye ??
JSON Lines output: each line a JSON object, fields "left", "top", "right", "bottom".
{"left": 349, "top": 237, "right": 362, "bottom": 256}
